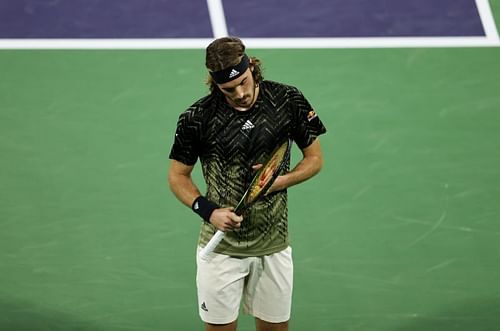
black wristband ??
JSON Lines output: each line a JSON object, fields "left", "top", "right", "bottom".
{"left": 192, "top": 196, "right": 219, "bottom": 223}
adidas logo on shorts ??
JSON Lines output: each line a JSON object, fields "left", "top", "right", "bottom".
{"left": 201, "top": 302, "right": 208, "bottom": 312}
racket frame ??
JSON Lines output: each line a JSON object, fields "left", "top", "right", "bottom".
{"left": 234, "top": 138, "right": 292, "bottom": 214}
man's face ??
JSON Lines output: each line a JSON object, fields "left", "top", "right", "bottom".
{"left": 217, "top": 68, "right": 256, "bottom": 109}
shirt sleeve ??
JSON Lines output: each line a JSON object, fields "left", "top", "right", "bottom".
{"left": 289, "top": 87, "right": 327, "bottom": 149}
{"left": 169, "top": 106, "right": 202, "bottom": 166}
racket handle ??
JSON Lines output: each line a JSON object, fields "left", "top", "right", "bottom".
{"left": 199, "top": 230, "right": 225, "bottom": 260}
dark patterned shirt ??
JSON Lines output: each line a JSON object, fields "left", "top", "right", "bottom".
{"left": 169, "top": 80, "right": 327, "bottom": 256}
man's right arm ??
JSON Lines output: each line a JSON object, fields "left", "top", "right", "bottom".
{"left": 168, "top": 159, "right": 201, "bottom": 208}
{"left": 168, "top": 159, "right": 243, "bottom": 231}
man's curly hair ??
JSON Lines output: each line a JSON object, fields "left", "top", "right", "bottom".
{"left": 205, "top": 36, "right": 263, "bottom": 93}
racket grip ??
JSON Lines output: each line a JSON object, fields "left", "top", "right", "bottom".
{"left": 199, "top": 230, "right": 225, "bottom": 260}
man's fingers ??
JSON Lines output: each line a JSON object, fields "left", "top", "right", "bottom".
{"left": 252, "top": 163, "right": 263, "bottom": 170}
{"left": 229, "top": 212, "right": 243, "bottom": 229}
{"left": 217, "top": 209, "right": 243, "bottom": 231}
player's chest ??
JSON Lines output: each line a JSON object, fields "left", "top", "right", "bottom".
{"left": 204, "top": 107, "right": 291, "bottom": 158}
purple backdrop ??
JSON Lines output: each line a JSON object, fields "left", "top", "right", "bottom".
{"left": 0, "top": 0, "right": 485, "bottom": 38}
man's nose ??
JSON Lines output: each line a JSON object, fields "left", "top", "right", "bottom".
{"left": 234, "top": 86, "right": 245, "bottom": 98}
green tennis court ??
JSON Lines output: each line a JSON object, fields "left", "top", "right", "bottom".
{"left": 2, "top": 31, "right": 500, "bottom": 331}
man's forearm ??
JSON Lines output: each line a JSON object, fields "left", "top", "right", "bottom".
{"left": 283, "top": 155, "right": 323, "bottom": 188}
{"left": 169, "top": 174, "right": 201, "bottom": 208}
{"left": 271, "top": 139, "right": 324, "bottom": 192}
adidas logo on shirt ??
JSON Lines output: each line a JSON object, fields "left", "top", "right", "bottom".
{"left": 241, "top": 120, "right": 255, "bottom": 130}
{"left": 229, "top": 69, "right": 240, "bottom": 79}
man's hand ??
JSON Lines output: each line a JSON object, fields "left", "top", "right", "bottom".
{"left": 209, "top": 207, "right": 243, "bottom": 232}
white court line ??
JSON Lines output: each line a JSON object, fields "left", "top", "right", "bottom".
{"left": 0, "top": 38, "right": 213, "bottom": 49}
{"left": 0, "top": 36, "right": 498, "bottom": 49}
{"left": 476, "top": 0, "right": 500, "bottom": 43}
{"left": 206, "top": 0, "right": 228, "bottom": 38}
{"left": 243, "top": 36, "right": 499, "bottom": 48}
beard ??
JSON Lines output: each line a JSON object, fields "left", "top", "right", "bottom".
{"left": 234, "top": 94, "right": 252, "bottom": 107}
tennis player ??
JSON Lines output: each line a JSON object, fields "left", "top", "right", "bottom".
{"left": 168, "top": 36, "right": 327, "bottom": 331}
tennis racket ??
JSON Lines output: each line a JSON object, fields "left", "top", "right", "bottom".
{"left": 199, "top": 138, "right": 292, "bottom": 260}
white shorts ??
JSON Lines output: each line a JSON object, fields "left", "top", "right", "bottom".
{"left": 196, "top": 246, "right": 293, "bottom": 324}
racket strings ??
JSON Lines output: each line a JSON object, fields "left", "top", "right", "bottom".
{"left": 246, "top": 143, "right": 288, "bottom": 203}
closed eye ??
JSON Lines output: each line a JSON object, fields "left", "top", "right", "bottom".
{"left": 222, "top": 78, "right": 247, "bottom": 93}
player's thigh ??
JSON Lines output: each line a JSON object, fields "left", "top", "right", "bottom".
{"left": 244, "top": 247, "right": 293, "bottom": 323}
{"left": 197, "top": 248, "right": 249, "bottom": 324}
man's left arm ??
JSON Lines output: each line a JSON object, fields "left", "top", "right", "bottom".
{"left": 269, "top": 138, "right": 323, "bottom": 193}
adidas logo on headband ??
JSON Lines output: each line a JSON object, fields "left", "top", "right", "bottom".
{"left": 210, "top": 54, "right": 249, "bottom": 84}
{"left": 229, "top": 69, "right": 240, "bottom": 79}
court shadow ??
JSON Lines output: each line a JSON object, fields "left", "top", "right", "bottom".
{"left": 395, "top": 297, "right": 500, "bottom": 331}
{"left": 0, "top": 297, "right": 103, "bottom": 331}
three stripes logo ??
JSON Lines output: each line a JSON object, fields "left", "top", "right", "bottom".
{"left": 241, "top": 119, "right": 255, "bottom": 130}
{"left": 229, "top": 69, "right": 240, "bottom": 79}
